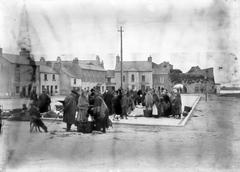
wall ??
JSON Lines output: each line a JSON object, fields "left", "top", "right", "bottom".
{"left": 70, "top": 78, "right": 82, "bottom": 88}
{"left": 59, "top": 72, "right": 71, "bottom": 95}
{"left": 153, "top": 74, "right": 171, "bottom": 91}
{"left": 0, "top": 57, "right": 15, "bottom": 97}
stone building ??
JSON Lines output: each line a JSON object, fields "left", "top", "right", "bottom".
{"left": 115, "top": 56, "right": 153, "bottom": 91}
{"left": 106, "top": 70, "right": 116, "bottom": 91}
{"left": 0, "top": 48, "right": 39, "bottom": 98}
{"left": 169, "top": 66, "right": 215, "bottom": 93}
{"left": 114, "top": 56, "right": 172, "bottom": 91}
{"left": 152, "top": 61, "right": 173, "bottom": 91}
{"left": 37, "top": 57, "right": 60, "bottom": 95}
{"left": 43, "top": 55, "right": 106, "bottom": 95}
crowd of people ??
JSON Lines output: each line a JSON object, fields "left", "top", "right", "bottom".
{"left": 25, "top": 86, "right": 182, "bottom": 134}
{"left": 101, "top": 87, "right": 182, "bottom": 119}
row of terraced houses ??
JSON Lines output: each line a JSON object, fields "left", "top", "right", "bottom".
{"left": 0, "top": 48, "right": 216, "bottom": 98}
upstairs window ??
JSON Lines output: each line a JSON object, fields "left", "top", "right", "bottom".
{"left": 142, "top": 75, "right": 145, "bottom": 82}
{"left": 74, "top": 78, "right": 76, "bottom": 84}
{"left": 44, "top": 74, "right": 47, "bottom": 81}
{"left": 52, "top": 74, "right": 56, "bottom": 81}
{"left": 131, "top": 74, "right": 135, "bottom": 82}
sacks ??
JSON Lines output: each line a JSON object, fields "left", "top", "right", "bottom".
{"left": 144, "top": 109, "right": 152, "bottom": 117}
{"left": 76, "top": 121, "right": 93, "bottom": 133}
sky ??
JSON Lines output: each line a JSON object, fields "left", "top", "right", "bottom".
{"left": 0, "top": 0, "right": 240, "bottom": 84}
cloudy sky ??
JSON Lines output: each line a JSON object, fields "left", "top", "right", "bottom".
{"left": 0, "top": 0, "right": 240, "bottom": 83}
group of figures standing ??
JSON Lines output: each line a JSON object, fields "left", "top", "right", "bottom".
{"left": 102, "top": 87, "right": 182, "bottom": 120}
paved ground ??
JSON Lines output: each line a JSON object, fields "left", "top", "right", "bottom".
{"left": 1, "top": 94, "right": 240, "bottom": 172}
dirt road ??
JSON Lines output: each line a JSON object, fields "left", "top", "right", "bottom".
{"left": 1, "top": 95, "right": 240, "bottom": 171}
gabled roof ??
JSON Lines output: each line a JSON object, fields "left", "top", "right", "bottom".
{"left": 115, "top": 61, "right": 152, "bottom": 72}
{"left": 2, "top": 53, "right": 30, "bottom": 65}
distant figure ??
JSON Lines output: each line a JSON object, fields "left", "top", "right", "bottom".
{"left": 112, "top": 90, "right": 122, "bottom": 120}
{"left": 38, "top": 89, "right": 51, "bottom": 113}
{"left": 171, "top": 89, "right": 182, "bottom": 119}
{"left": 63, "top": 90, "right": 79, "bottom": 131}
{"left": 162, "top": 89, "right": 172, "bottom": 117}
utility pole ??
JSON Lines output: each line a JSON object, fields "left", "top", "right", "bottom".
{"left": 118, "top": 26, "right": 124, "bottom": 89}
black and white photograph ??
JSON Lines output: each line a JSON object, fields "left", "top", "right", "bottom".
{"left": 0, "top": 0, "right": 240, "bottom": 171}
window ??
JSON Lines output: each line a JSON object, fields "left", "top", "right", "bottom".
{"left": 160, "top": 77, "right": 164, "bottom": 83}
{"left": 131, "top": 74, "right": 135, "bottom": 82}
{"left": 46, "top": 86, "right": 49, "bottom": 94}
{"left": 55, "top": 85, "right": 58, "bottom": 93}
{"left": 42, "top": 85, "right": 45, "bottom": 92}
{"left": 52, "top": 74, "right": 55, "bottom": 81}
{"left": 142, "top": 75, "right": 145, "bottom": 82}
{"left": 132, "top": 85, "right": 135, "bottom": 90}
{"left": 123, "top": 75, "right": 125, "bottom": 82}
{"left": 16, "top": 86, "right": 20, "bottom": 94}
{"left": 107, "top": 77, "right": 111, "bottom": 83}
{"left": 74, "top": 78, "right": 76, "bottom": 84}
{"left": 44, "top": 74, "right": 47, "bottom": 81}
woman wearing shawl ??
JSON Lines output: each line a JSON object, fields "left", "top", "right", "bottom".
{"left": 171, "top": 89, "right": 182, "bottom": 119}
{"left": 144, "top": 90, "right": 154, "bottom": 110}
{"left": 77, "top": 90, "right": 89, "bottom": 122}
{"left": 93, "top": 93, "right": 109, "bottom": 133}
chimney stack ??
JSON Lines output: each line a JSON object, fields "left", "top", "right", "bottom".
{"left": 96, "top": 55, "right": 100, "bottom": 64}
{"left": 73, "top": 57, "right": 79, "bottom": 64}
{"left": 148, "top": 56, "right": 152, "bottom": 62}
{"left": 116, "top": 55, "right": 120, "bottom": 64}
{"left": 20, "top": 48, "right": 30, "bottom": 58}
{"left": 40, "top": 57, "right": 46, "bottom": 65}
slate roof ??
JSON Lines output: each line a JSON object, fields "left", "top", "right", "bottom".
{"left": 2, "top": 53, "right": 30, "bottom": 65}
{"left": 115, "top": 61, "right": 153, "bottom": 72}
{"left": 62, "top": 62, "right": 82, "bottom": 79}
{"left": 39, "top": 65, "right": 58, "bottom": 74}
{"left": 106, "top": 70, "right": 115, "bottom": 77}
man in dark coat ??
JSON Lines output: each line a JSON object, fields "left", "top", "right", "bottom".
{"left": 38, "top": 89, "right": 51, "bottom": 113}
{"left": 103, "top": 89, "right": 113, "bottom": 115}
{"left": 112, "top": 90, "right": 122, "bottom": 119}
{"left": 63, "top": 90, "right": 79, "bottom": 131}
